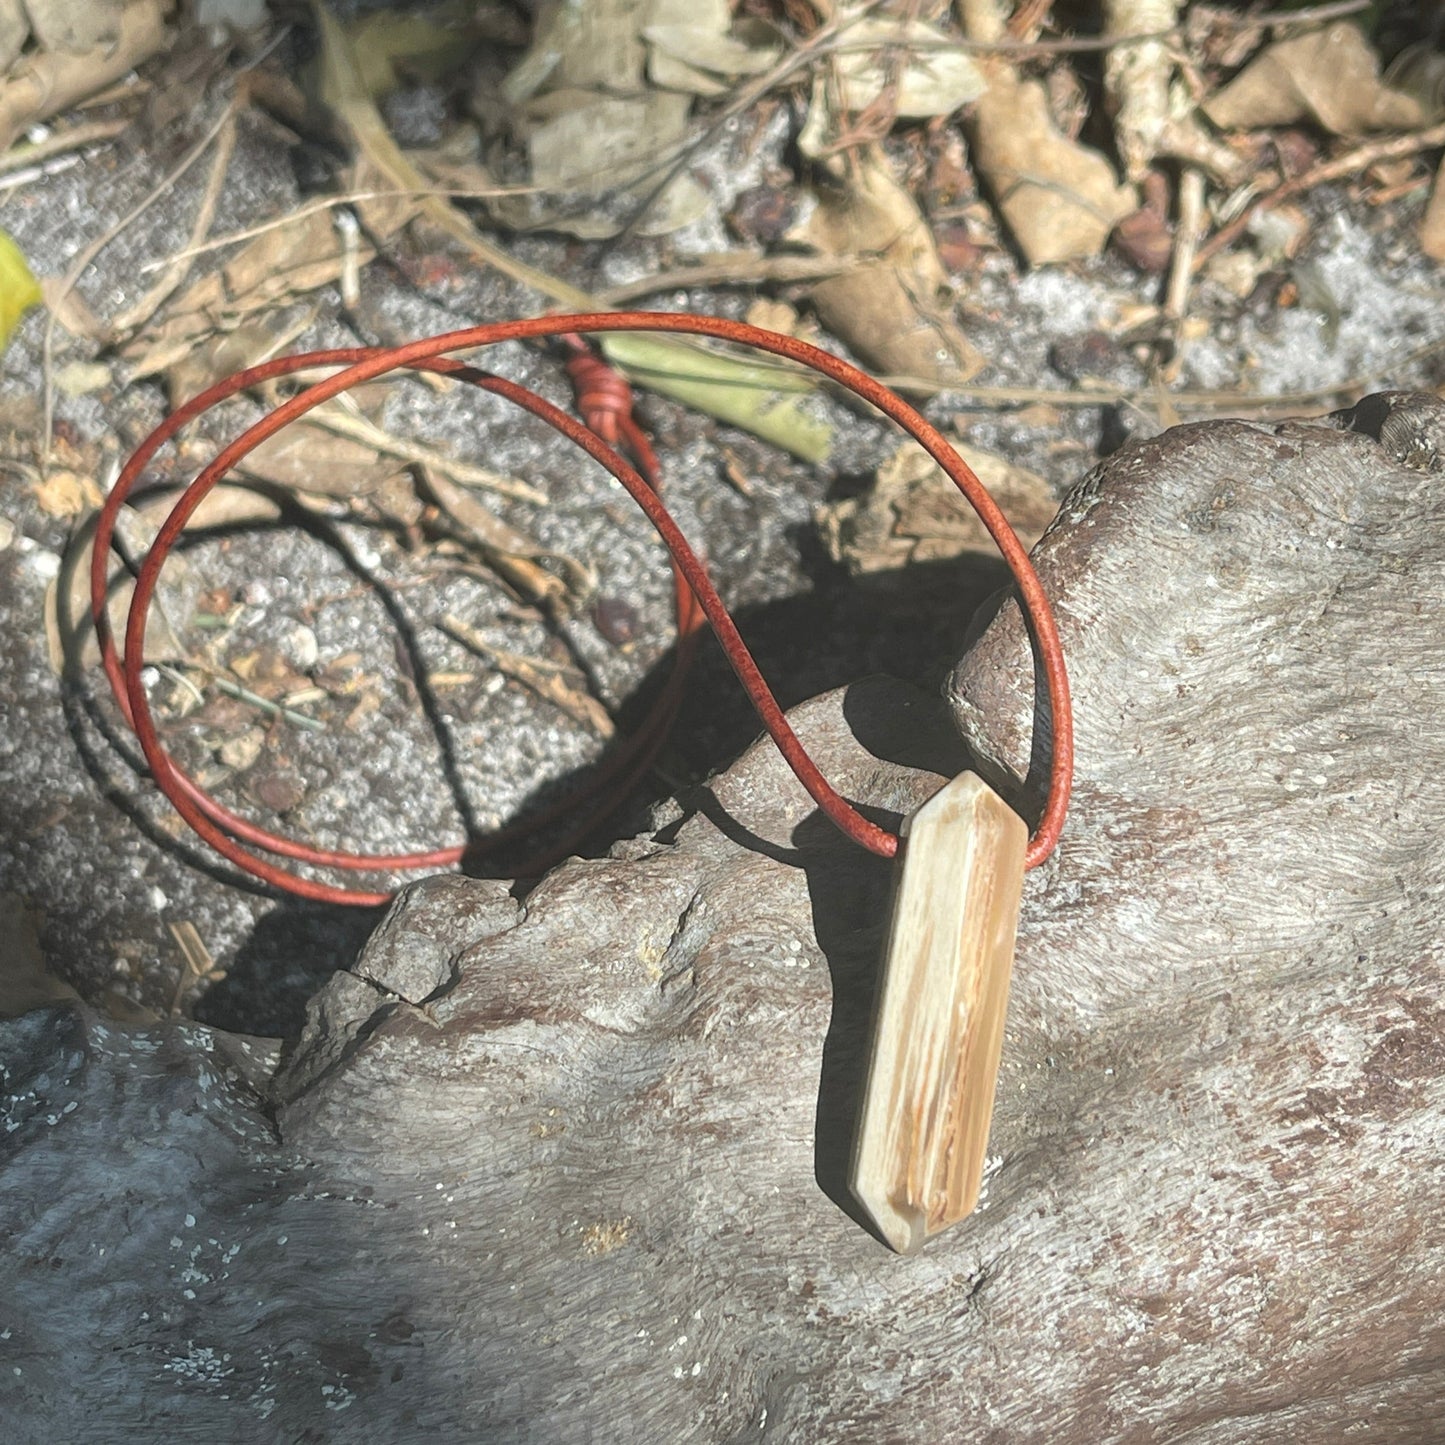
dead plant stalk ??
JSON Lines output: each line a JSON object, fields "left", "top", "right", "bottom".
{"left": 1195, "top": 121, "right": 1445, "bottom": 272}
{"left": 40, "top": 102, "right": 236, "bottom": 471}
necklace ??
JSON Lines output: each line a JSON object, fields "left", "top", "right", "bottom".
{"left": 95, "top": 312, "right": 1073, "bottom": 1253}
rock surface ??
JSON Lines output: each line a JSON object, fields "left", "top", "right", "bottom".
{"left": 4, "top": 395, "right": 1445, "bottom": 1441}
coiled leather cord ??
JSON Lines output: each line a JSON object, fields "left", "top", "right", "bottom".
{"left": 94, "top": 313, "right": 1072, "bottom": 905}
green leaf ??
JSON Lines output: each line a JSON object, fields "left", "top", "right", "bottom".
{"left": 599, "top": 334, "right": 833, "bottom": 463}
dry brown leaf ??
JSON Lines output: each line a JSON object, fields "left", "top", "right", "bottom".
{"left": 484, "top": 0, "right": 724, "bottom": 237}
{"left": 817, "top": 437, "right": 1057, "bottom": 575}
{"left": 47, "top": 507, "right": 190, "bottom": 679}
{"left": 503, "top": 0, "right": 651, "bottom": 100}
{"left": 1102, "top": 0, "right": 1244, "bottom": 184}
{"left": 527, "top": 88, "right": 685, "bottom": 193}
{"left": 220, "top": 202, "right": 391, "bottom": 299}
{"left": 644, "top": 18, "right": 780, "bottom": 96}
{"left": 1422, "top": 155, "right": 1445, "bottom": 262}
{"left": 345, "top": 2, "right": 481, "bottom": 99}
{"left": 1205, "top": 22, "right": 1429, "bottom": 136}
{"left": 420, "top": 464, "right": 591, "bottom": 611}
{"left": 0, "top": 0, "right": 169, "bottom": 152}
{"left": 39, "top": 274, "right": 107, "bottom": 343}
{"left": 134, "top": 482, "right": 284, "bottom": 531}
{"left": 360, "top": 472, "right": 425, "bottom": 531}
{"left": 1386, "top": 42, "right": 1445, "bottom": 124}
{"left": 238, "top": 420, "right": 400, "bottom": 497}
{"left": 0, "top": 0, "right": 26, "bottom": 72}
{"left": 967, "top": 62, "right": 1135, "bottom": 265}
{"left": 164, "top": 320, "right": 394, "bottom": 414}
{"left": 508, "top": 90, "right": 701, "bottom": 236}
{"left": 800, "top": 147, "right": 983, "bottom": 388}
{"left": 827, "top": 15, "right": 985, "bottom": 119}
{"left": 123, "top": 156, "right": 418, "bottom": 379}
{"left": 165, "top": 322, "right": 299, "bottom": 408}
{"left": 27, "top": 0, "right": 122, "bottom": 52}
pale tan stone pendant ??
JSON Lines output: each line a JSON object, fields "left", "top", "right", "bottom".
{"left": 850, "top": 772, "right": 1028, "bottom": 1255}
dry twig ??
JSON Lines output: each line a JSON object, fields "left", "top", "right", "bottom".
{"left": 1165, "top": 166, "right": 1206, "bottom": 323}
{"left": 875, "top": 334, "right": 1445, "bottom": 412}
{"left": 133, "top": 184, "right": 539, "bottom": 275}
{"left": 438, "top": 613, "right": 614, "bottom": 739}
{"left": 0, "top": 117, "right": 130, "bottom": 175}
{"left": 594, "top": 253, "right": 857, "bottom": 305}
{"left": 112, "top": 111, "right": 238, "bottom": 337}
{"left": 1194, "top": 121, "right": 1445, "bottom": 272}
{"left": 419, "top": 464, "right": 590, "bottom": 612}
{"left": 304, "top": 406, "right": 546, "bottom": 505}
{"left": 167, "top": 921, "right": 222, "bottom": 1017}
{"left": 40, "top": 103, "right": 235, "bottom": 469}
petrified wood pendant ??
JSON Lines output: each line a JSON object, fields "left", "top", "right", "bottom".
{"left": 850, "top": 773, "right": 1028, "bottom": 1255}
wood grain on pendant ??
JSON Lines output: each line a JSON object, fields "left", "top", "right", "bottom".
{"left": 850, "top": 773, "right": 1028, "bottom": 1255}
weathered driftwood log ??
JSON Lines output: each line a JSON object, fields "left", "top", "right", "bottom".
{"left": 4, "top": 394, "right": 1445, "bottom": 1441}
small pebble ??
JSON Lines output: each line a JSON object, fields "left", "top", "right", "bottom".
{"left": 285, "top": 623, "right": 320, "bottom": 671}
{"left": 251, "top": 771, "right": 306, "bottom": 814}
{"left": 592, "top": 595, "right": 640, "bottom": 647}
{"left": 726, "top": 185, "right": 796, "bottom": 245}
{"left": 26, "top": 548, "right": 60, "bottom": 580}
{"left": 218, "top": 728, "right": 265, "bottom": 772}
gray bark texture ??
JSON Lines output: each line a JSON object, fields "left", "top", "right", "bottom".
{"left": 4, "top": 394, "right": 1445, "bottom": 1442}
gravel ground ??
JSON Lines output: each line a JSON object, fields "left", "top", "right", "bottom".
{"left": 2, "top": 63, "right": 1442, "bottom": 1036}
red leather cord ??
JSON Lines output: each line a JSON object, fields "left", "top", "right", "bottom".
{"left": 95, "top": 313, "right": 1072, "bottom": 905}
{"left": 93, "top": 351, "right": 704, "bottom": 903}
{"left": 560, "top": 332, "right": 708, "bottom": 648}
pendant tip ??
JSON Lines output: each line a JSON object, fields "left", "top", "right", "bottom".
{"left": 850, "top": 1184, "right": 927, "bottom": 1256}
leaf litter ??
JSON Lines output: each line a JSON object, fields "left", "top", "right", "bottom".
{"left": 1, "top": 0, "right": 1444, "bottom": 1027}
